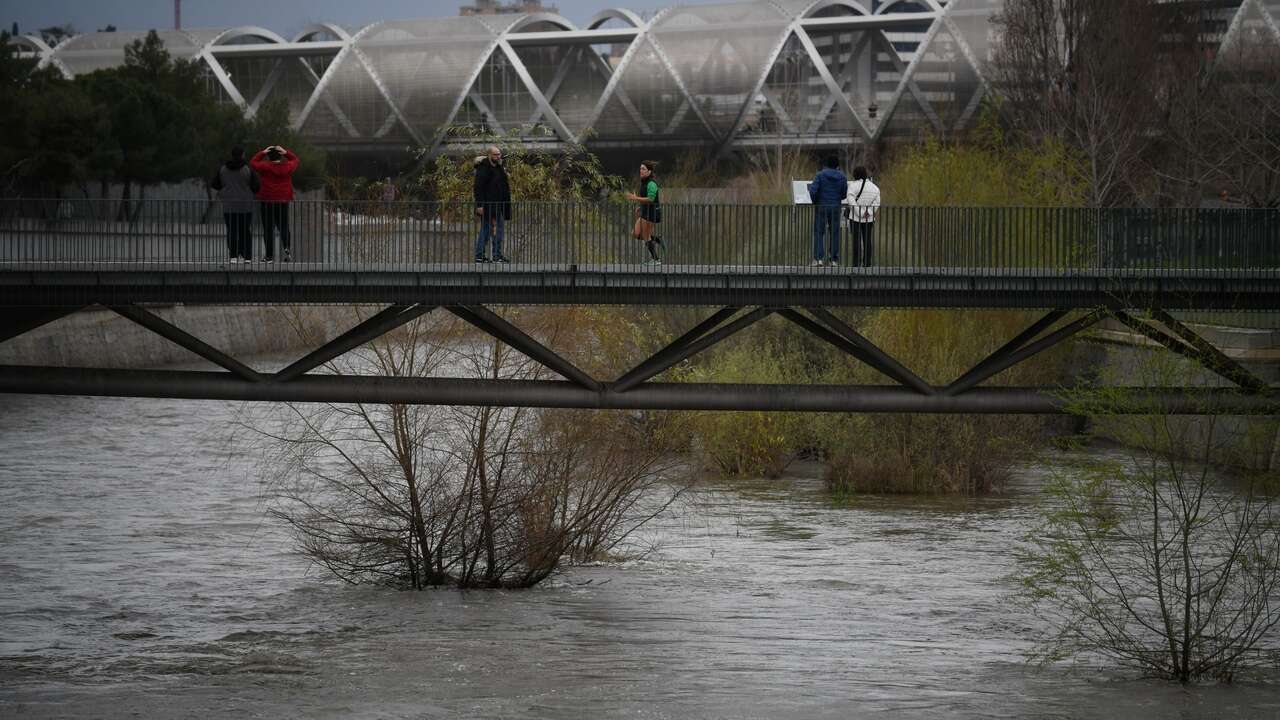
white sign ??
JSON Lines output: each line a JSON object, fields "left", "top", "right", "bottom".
{"left": 791, "top": 180, "right": 812, "bottom": 205}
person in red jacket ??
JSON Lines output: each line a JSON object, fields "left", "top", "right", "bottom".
{"left": 250, "top": 145, "right": 300, "bottom": 263}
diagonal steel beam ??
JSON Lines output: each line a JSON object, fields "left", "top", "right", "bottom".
{"left": 779, "top": 308, "right": 930, "bottom": 394}
{"left": 109, "top": 305, "right": 264, "bottom": 383}
{"left": 199, "top": 50, "right": 250, "bottom": 110}
{"left": 944, "top": 310, "right": 1068, "bottom": 396}
{"left": 870, "top": 15, "right": 945, "bottom": 142}
{"left": 275, "top": 304, "right": 435, "bottom": 383}
{"left": 945, "top": 309, "right": 1106, "bottom": 397}
{"left": 614, "top": 307, "right": 775, "bottom": 393}
{"left": 794, "top": 27, "right": 873, "bottom": 139}
{"left": 577, "top": 8, "right": 663, "bottom": 143}
{"left": 614, "top": 307, "right": 741, "bottom": 388}
{"left": 806, "top": 31, "right": 873, "bottom": 135}
{"left": 805, "top": 307, "right": 936, "bottom": 396}
{"left": 448, "top": 305, "right": 601, "bottom": 391}
{"left": 498, "top": 38, "right": 576, "bottom": 144}
{"left": 1149, "top": 310, "right": 1269, "bottom": 392}
{"left": 716, "top": 23, "right": 796, "bottom": 159}
{"left": 528, "top": 45, "right": 582, "bottom": 125}
{"left": 1114, "top": 310, "right": 1269, "bottom": 393}
{"left": 0, "top": 306, "right": 86, "bottom": 345}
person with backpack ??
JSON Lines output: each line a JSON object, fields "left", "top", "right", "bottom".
{"left": 626, "top": 160, "right": 663, "bottom": 265}
{"left": 251, "top": 144, "right": 300, "bottom": 263}
{"left": 845, "top": 166, "right": 881, "bottom": 267}
{"left": 808, "top": 156, "right": 848, "bottom": 266}
{"left": 210, "top": 146, "right": 260, "bottom": 263}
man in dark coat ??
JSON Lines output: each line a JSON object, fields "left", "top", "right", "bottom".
{"left": 473, "top": 145, "right": 511, "bottom": 263}
{"left": 808, "top": 156, "right": 848, "bottom": 267}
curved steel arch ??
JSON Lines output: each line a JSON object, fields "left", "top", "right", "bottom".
{"left": 13, "top": 34, "right": 52, "bottom": 54}
{"left": 505, "top": 12, "right": 578, "bottom": 34}
{"left": 208, "top": 25, "right": 289, "bottom": 46}
{"left": 293, "top": 22, "right": 352, "bottom": 42}
{"left": 875, "top": 0, "right": 941, "bottom": 14}
{"left": 198, "top": 27, "right": 289, "bottom": 112}
{"left": 797, "top": 0, "right": 873, "bottom": 18}
{"left": 587, "top": 8, "right": 646, "bottom": 30}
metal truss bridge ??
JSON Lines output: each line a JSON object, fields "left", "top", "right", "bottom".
{"left": 2, "top": 199, "right": 1278, "bottom": 413}
{"left": 9, "top": 1, "right": 1272, "bottom": 155}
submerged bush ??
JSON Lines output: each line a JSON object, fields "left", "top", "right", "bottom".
{"left": 819, "top": 309, "right": 1069, "bottom": 495}
{"left": 679, "top": 336, "right": 813, "bottom": 478}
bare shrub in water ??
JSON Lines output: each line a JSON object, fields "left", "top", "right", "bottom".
{"left": 252, "top": 307, "right": 684, "bottom": 589}
{"left": 1016, "top": 351, "right": 1280, "bottom": 683}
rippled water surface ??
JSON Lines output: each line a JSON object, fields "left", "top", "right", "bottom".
{"left": 2, "top": 392, "right": 1278, "bottom": 718}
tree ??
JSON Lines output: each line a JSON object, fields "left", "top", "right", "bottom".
{"left": 1017, "top": 349, "right": 1280, "bottom": 683}
{"left": 991, "top": 0, "right": 1167, "bottom": 207}
{"left": 253, "top": 307, "right": 685, "bottom": 589}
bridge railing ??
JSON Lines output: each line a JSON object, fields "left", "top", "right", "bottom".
{"left": 0, "top": 198, "right": 1277, "bottom": 273}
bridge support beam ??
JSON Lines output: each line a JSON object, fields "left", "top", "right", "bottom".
{"left": 0, "top": 366, "right": 1274, "bottom": 414}
{"left": 448, "top": 305, "right": 602, "bottom": 391}
{"left": 109, "top": 305, "right": 265, "bottom": 383}
{"left": 274, "top": 304, "right": 435, "bottom": 382}
{"left": 0, "top": 305, "right": 85, "bottom": 345}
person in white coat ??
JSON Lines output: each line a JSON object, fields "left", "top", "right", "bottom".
{"left": 845, "top": 166, "right": 881, "bottom": 267}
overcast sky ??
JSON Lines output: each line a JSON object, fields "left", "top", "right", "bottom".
{"left": 2, "top": 1, "right": 691, "bottom": 37}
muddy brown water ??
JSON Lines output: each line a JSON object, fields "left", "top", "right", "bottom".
{"left": 1, "top": 392, "right": 1277, "bottom": 718}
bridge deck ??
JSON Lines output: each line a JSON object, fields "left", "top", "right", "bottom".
{"left": 2, "top": 262, "right": 1278, "bottom": 308}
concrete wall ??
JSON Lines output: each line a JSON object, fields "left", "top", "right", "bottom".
{"left": 1079, "top": 319, "right": 1280, "bottom": 471}
{"left": 0, "top": 305, "right": 352, "bottom": 369}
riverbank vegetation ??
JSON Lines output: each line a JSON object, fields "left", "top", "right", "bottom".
{"left": 1016, "top": 353, "right": 1280, "bottom": 683}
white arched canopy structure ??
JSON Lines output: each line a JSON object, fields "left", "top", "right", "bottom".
{"left": 3, "top": 1, "right": 1265, "bottom": 156}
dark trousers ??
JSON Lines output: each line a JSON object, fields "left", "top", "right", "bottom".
{"left": 223, "top": 212, "right": 253, "bottom": 259}
{"left": 260, "top": 202, "right": 290, "bottom": 260}
{"left": 812, "top": 205, "right": 841, "bottom": 261}
{"left": 851, "top": 221, "right": 874, "bottom": 267}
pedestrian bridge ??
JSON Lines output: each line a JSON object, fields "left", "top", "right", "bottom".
{"left": 2, "top": 199, "right": 1277, "bottom": 414}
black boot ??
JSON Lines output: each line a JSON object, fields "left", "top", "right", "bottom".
{"left": 646, "top": 240, "right": 660, "bottom": 261}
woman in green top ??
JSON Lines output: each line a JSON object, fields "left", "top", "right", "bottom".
{"left": 626, "top": 160, "right": 664, "bottom": 264}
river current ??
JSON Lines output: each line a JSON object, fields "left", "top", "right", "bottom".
{"left": 1, "top": 391, "right": 1277, "bottom": 718}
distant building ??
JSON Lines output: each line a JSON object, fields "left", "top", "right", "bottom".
{"left": 460, "top": 0, "right": 558, "bottom": 15}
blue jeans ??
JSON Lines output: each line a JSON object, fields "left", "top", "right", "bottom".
{"left": 475, "top": 213, "right": 504, "bottom": 259}
{"left": 813, "top": 205, "right": 841, "bottom": 261}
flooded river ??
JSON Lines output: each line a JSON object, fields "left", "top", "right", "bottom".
{"left": 1, "top": 392, "right": 1277, "bottom": 718}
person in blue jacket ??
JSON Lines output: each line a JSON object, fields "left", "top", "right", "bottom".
{"left": 808, "top": 156, "right": 848, "bottom": 266}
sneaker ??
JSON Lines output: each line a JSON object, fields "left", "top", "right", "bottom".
{"left": 475, "top": 256, "right": 491, "bottom": 264}
{"left": 493, "top": 255, "right": 509, "bottom": 264}
{"left": 827, "top": 258, "right": 839, "bottom": 267}
{"left": 645, "top": 258, "right": 662, "bottom": 266}
{"left": 811, "top": 259, "right": 824, "bottom": 267}
{"left": 283, "top": 249, "right": 292, "bottom": 263}
{"left": 230, "top": 257, "right": 242, "bottom": 264}
{"left": 264, "top": 257, "right": 274, "bottom": 264}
